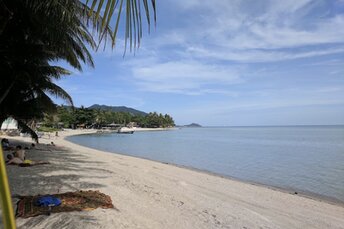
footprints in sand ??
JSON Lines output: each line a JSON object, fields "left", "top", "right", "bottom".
{"left": 201, "top": 209, "right": 222, "bottom": 227}
{"left": 141, "top": 184, "right": 186, "bottom": 209}
{"left": 118, "top": 175, "right": 229, "bottom": 228}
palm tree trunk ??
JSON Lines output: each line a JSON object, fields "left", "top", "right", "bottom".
{"left": 0, "top": 1, "right": 13, "bottom": 34}
{"left": 0, "top": 81, "right": 15, "bottom": 105}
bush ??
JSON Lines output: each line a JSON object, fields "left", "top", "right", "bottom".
{"left": 36, "top": 126, "right": 59, "bottom": 132}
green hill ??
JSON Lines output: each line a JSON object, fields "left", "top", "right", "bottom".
{"left": 88, "top": 104, "right": 147, "bottom": 116}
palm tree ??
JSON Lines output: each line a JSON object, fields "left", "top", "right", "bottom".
{"left": 0, "top": 0, "right": 86, "bottom": 139}
{"left": 0, "top": 0, "right": 110, "bottom": 103}
{"left": 0, "top": 0, "right": 156, "bottom": 140}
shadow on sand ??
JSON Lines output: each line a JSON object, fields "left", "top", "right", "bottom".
{"left": 1, "top": 140, "right": 115, "bottom": 228}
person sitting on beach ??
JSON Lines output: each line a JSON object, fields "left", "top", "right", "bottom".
{"left": 6, "top": 154, "right": 49, "bottom": 166}
{"left": 6, "top": 154, "right": 23, "bottom": 165}
{"left": 1, "top": 138, "right": 12, "bottom": 150}
{"left": 13, "top": 145, "right": 26, "bottom": 161}
{"left": 24, "top": 144, "right": 36, "bottom": 150}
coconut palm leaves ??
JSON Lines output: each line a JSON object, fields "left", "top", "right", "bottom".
{"left": 0, "top": 0, "right": 156, "bottom": 140}
{"left": 85, "top": 0, "right": 156, "bottom": 52}
{"left": 0, "top": 0, "right": 95, "bottom": 139}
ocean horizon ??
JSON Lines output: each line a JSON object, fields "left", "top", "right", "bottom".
{"left": 183, "top": 124, "right": 344, "bottom": 128}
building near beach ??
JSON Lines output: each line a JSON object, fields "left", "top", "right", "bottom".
{"left": 1, "top": 117, "right": 18, "bottom": 130}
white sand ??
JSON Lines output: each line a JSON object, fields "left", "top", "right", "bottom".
{"left": 2, "top": 129, "right": 344, "bottom": 229}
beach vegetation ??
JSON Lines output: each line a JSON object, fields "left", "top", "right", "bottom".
{"left": 36, "top": 126, "right": 60, "bottom": 133}
{"left": 38, "top": 106, "right": 175, "bottom": 130}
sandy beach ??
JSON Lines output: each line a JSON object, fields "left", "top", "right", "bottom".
{"left": 2, "top": 129, "right": 344, "bottom": 229}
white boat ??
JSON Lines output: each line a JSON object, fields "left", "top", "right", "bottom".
{"left": 117, "top": 127, "right": 135, "bottom": 134}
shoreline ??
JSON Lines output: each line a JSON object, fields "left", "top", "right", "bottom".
{"left": 3, "top": 129, "right": 344, "bottom": 228}
{"left": 65, "top": 129, "right": 344, "bottom": 207}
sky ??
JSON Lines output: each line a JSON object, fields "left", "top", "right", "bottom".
{"left": 55, "top": 0, "right": 344, "bottom": 126}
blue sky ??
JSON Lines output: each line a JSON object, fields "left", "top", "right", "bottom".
{"left": 55, "top": 0, "right": 344, "bottom": 126}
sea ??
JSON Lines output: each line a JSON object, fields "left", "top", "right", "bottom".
{"left": 67, "top": 126, "right": 344, "bottom": 203}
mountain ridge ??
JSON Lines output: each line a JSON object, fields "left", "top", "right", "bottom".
{"left": 88, "top": 104, "right": 147, "bottom": 116}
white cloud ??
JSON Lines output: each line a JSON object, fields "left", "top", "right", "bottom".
{"left": 266, "top": 0, "right": 313, "bottom": 14}
{"left": 93, "top": 1, "right": 344, "bottom": 63}
{"left": 105, "top": 1, "right": 344, "bottom": 98}
{"left": 131, "top": 61, "right": 243, "bottom": 94}
{"left": 175, "top": 90, "right": 344, "bottom": 117}
{"left": 154, "top": 0, "right": 344, "bottom": 63}
{"left": 243, "top": 15, "right": 344, "bottom": 49}
{"left": 187, "top": 46, "right": 344, "bottom": 63}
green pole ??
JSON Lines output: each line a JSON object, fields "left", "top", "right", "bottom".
{"left": 0, "top": 146, "right": 16, "bottom": 229}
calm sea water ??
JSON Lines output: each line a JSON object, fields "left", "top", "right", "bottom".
{"left": 67, "top": 126, "right": 344, "bottom": 202}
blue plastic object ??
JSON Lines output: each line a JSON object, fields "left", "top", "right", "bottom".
{"left": 34, "top": 196, "right": 62, "bottom": 207}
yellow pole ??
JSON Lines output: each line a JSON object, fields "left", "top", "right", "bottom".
{"left": 0, "top": 145, "right": 16, "bottom": 229}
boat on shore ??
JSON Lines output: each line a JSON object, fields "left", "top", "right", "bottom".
{"left": 117, "top": 127, "right": 135, "bottom": 134}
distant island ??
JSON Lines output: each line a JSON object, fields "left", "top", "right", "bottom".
{"left": 183, "top": 123, "right": 202, "bottom": 127}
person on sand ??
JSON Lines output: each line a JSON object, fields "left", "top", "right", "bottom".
{"left": 1, "top": 138, "right": 12, "bottom": 150}
{"left": 14, "top": 145, "right": 26, "bottom": 161}
{"left": 6, "top": 154, "right": 23, "bottom": 165}
{"left": 6, "top": 154, "right": 49, "bottom": 166}
{"left": 24, "top": 143, "right": 36, "bottom": 150}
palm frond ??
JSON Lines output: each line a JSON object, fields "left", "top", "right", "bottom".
{"left": 16, "top": 119, "right": 38, "bottom": 143}
{"left": 85, "top": 0, "right": 157, "bottom": 52}
{"left": 42, "top": 82, "right": 74, "bottom": 106}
